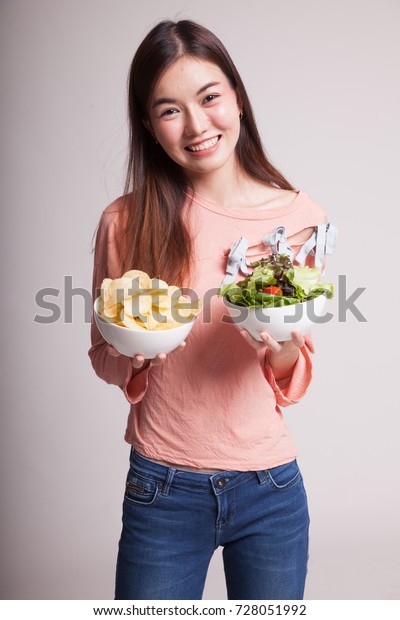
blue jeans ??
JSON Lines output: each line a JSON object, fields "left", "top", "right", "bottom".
{"left": 115, "top": 450, "right": 310, "bottom": 600}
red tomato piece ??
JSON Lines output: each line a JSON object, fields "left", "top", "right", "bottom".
{"left": 262, "top": 286, "right": 283, "bottom": 296}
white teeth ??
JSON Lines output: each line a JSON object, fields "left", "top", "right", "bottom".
{"left": 187, "top": 136, "right": 219, "bottom": 152}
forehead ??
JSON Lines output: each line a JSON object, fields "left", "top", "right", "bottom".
{"left": 152, "top": 57, "right": 228, "bottom": 95}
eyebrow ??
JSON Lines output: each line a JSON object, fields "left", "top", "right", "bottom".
{"left": 151, "top": 81, "right": 221, "bottom": 109}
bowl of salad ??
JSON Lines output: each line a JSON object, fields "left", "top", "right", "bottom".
{"left": 219, "top": 253, "right": 334, "bottom": 342}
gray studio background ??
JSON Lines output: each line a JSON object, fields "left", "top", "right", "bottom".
{"left": 1, "top": 0, "right": 399, "bottom": 600}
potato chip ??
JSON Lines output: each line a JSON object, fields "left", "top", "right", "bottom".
{"left": 98, "top": 270, "right": 202, "bottom": 332}
{"left": 150, "top": 306, "right": 173, "bottom": 324}
{"left": 123, "top": 294, "right": 152, "bottom": 318}
{"left": 156, "top": 286, "right": 182, "bottom": 311}
{"left": 149, "top": 277, "right": 169, "bottom": 292}
{"left": 100, "top": 278, "right": 113, "bottom": 303}
{"left": 173, "top": 296, "right": 203, "bottom": 319}
{"left": 120, "top": 309, "right": 147, "bottom": 330}
{"left": 154, "top": 319, "right": 179, "bottom": 331}
{"left": 150, "top": 304, "right": 173, "bottom": 323}
{"left": 108, "top": 277, "right": 135, "bottom": 302}
{"left": 106, "top": 311, "right": 121, "bottom": 323}
{"left": 123, "top": 270, "right": 151, "bottom": 290}
{"left": 140, "top": 311, "right": 160, "bottom": 331}
{"left": 98, "top": 295, "right": 121, "bottom": 321}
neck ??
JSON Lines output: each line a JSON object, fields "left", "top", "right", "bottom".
{"left": 187, "top": 159, "right": 250, "bottom": 208}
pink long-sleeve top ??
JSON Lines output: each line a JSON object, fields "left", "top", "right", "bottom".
{"left": 88, "top": 189, "right": 328, "bottom": 471}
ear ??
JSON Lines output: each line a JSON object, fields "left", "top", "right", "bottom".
{"left": 142, "top": 118, "right": 155, "bottom": 138}
{"left": 235, "top": 91, "right": 243, "bottom": 112}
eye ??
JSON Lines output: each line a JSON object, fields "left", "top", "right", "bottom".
{"left": 203, "top": 94, "right": 219, "bottom": 104}
{"left": 160, "top": 108, "right": 179, "bottom": 117}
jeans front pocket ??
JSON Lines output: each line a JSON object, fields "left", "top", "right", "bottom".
{"left": 266, "top": 459, "right": 301, "bottom": 490}
{"left": 124, "top": 472, "right": 161, "bottom": 506}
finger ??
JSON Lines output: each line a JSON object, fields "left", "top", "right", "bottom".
{"left": 107, "top": 344, "right": 120, "bottom": 357}
{"left": 260, "top": 332, "right": 282, "bottom": 353}
{"left": 175, "top": 341, "right": 186, "bottom": 352}
{"left": 240, "top": 329, "right": 265, "bottom": 350}
{"left": 291, "top": 330, "right": 305, "bottom": 348}
{"left": 150, "top": 353, "right": 167, "bottom": 367}
{"left": 132, "top": 354, "right": 145, "bottom": 368}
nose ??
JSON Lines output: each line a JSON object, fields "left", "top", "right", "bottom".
{"left": 184, "top": 107, "right": 208, "bottom": 137}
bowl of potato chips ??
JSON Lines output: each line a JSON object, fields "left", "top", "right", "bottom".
{"left": 93, "top": 270, "right": 202, "bottom": 358}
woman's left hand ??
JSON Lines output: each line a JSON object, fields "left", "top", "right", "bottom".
{"left": 239, "top": 329, "right": 305, "bottom": 353}
{"left": 240, "top": 329, "right": 306, "bottom": 382}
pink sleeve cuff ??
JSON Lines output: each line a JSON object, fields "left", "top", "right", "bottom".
{"left": 122, "top": 363, "right": 151, "bottom": 404}
{"left": 264, "top": 337, "right": 314, "bottom": 406}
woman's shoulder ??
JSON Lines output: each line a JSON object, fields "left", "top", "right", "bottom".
{"left": 251, "top": 184, "right": 325, "bottom": 217}
{"left": 93, "top": 196, "right": 130, "bottom": 250}
{"left": 236, "top": 182, "right": 298, "bottom": 211}
{"left": 97, "top": 195, "right": 130, "bottom": 233}
{"left": 102, "top": 194, "right": 130, "bottom": 217}
{"left": 296, "top": 189, "right": 329, "bottom": 221}
{"left": 285, "top": 189, "right": 329, "bottom": 245}
{"left": 242, "top": 183, "right": 328, "bottom": 224}
{"left": 262, "top": 187, "right": 299, "bottom": 209}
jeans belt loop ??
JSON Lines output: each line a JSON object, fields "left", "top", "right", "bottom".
{"left": 256, "top": 469, "right": 268, "bottom": 485}
{"left": 161, "top": 467, "right": 176, "bottom": 496}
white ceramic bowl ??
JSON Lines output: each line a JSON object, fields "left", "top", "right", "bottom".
{"left": 93, "top": 297, "right": 197, "bottom": 359}
{"left": 225, "top": 293, "right": 328, "bottom": 342}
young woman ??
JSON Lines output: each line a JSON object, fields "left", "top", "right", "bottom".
{"left": 89, "top": 19, "right": 334, "bottom": 600}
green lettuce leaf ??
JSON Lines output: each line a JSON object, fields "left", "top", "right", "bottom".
{"left": 218, "top": 253, "right": 334, "bottom": 308}
{"left": 286, "top": 265, "right": 321, "bottom": 297}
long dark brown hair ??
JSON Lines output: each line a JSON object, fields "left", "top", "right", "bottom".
{"left": 107, "top": 20, "right": 294, "bottom": 286}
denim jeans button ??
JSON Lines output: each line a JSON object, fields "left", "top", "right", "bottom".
{"left": 215, "top": 477, "right": 229, "bottom": 489}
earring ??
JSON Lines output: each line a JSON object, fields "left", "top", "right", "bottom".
{"left": 239, "top": 109, "right": 244, "bottom": 120}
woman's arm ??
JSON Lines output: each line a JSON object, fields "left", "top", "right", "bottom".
{"left": 88, "top": 204, "right": 185, "bottom": 403}
{"left": 88, "top": 206, "right": 153, "bottom": 402}
{"left": 241, "top": 329, "right": 314, "bottom": 405}
{"left": 260, "top": 332, "right": 305, "bottom": 382}
{"left": 240, "top": 329, "right": 304, "bottom": 382}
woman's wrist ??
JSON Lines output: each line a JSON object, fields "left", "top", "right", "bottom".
{"left": 267, "top": 342, "right": 300, "bottom": 381}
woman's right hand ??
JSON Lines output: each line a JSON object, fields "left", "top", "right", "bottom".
{"left": 106, "top": 342, "right": 186, "bottom": 368}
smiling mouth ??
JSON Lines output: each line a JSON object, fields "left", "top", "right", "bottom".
{"left": 185, "top": 135, "right": 221, "bottom": 152}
